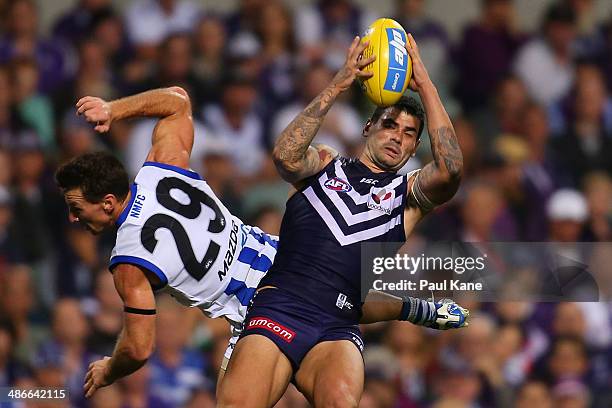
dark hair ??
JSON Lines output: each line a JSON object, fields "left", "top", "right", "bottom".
{"left": 370, "top": 96, "right": 426, "bottom": 139}
{"left": 544, "top": 2, "right": 576, "bottom": 26}
{"left": 55, "top": 151, "right": 129, "bottom": 203}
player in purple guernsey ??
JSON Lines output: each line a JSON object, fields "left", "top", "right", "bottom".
{"left": 218, "top": 34, "right": 466, "bottom": 407}
{"left": 55, "top": 85, "right": 466, "bottom": 400}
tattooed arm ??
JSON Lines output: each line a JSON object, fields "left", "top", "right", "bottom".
{"left": 405, "top": 34, "right": 463, "bottom": 212}
{"left": 272, "top": 36, "right": 375, "bottom": 185}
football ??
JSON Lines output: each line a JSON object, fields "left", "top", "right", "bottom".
{"left": 359, "top": 18, "right": 412, "bottom": 107}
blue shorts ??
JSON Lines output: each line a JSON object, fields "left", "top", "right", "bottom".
{"left": 239, "top": 288, "right": 364, "bottom": 371}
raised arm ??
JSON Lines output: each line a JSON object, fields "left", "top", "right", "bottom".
{"left": 405, "top": 34, "right": 463, "bottom": 211}
{"left": 84, "top": 264, "right": 156, "bottom": 398}
{"left": 76, "top": 87, "right": 193, "bottom": 169}
{"left": 272, "top": 36, "right": 375, "bottom": 185}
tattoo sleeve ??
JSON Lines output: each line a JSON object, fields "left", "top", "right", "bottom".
{"left": 272, "top": 84, "right": 342, "bottom": 181}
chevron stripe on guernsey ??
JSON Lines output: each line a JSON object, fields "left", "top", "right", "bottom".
{"left": 303, "top": 161, "right": 405, "bottom": 246}
{"left": 333, "top": 161, "right": 405, "bottom": 205}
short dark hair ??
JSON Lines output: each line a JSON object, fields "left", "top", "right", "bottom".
{"left": 370, "top": 96, "right": 426, "bottom": 139}
{"left": 55, "top": 152, "right": 129, "bottom": 203}
{"left": 544, "top": 2, "right": 576, "bottom": 26}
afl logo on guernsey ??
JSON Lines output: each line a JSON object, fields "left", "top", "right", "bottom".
{"left": 324, "top": 177, "right": 352, "bottom": 192}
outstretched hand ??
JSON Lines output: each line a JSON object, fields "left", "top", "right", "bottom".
{"left": 332, "top": 36, "right": 376, "bottom": 93}
{"left": 405, "top": 33, "right": 432, "bottom": 93}
{"left": 76, "top": 96, "right": 113, "bottom": 133}
{"left": 83, "top": 356, "right": 112, "bottom": 398}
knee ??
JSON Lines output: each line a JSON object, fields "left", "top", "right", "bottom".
{"left": 316, "top": 382, "right": 359, "bottom": 408}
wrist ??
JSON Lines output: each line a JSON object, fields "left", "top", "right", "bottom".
{"left": 327, "top": 82, "right": 345, "bottom": 97}
{"left": 107, "top": 100, "right": 118, "bottom": 121}
{"left": 103, "top": 360, "right": 115, "bottom": 384}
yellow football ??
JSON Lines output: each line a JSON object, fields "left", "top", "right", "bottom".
{"left": 360, "top": 18, "right": 412, "bottom": 107}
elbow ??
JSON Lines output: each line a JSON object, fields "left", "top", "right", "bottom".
{"left": 167, "top": 86, "right": 191, "bottom": 114}
{"left": 272, "top": 147, "right": 301, "bottom": 176}
{"left": 124, "top": 341, "right": 155, "bottom": 363}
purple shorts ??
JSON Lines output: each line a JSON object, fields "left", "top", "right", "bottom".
{"left": 239, "top": 288, "right": 364, "bottom": 371}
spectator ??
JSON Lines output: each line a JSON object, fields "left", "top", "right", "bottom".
{"left": 550, "top": 65, "right": 612, "bottom": 185}
{"left": 10, "top": 59, "right": 55, "bottom": 151}
{"left": 201, "top": 72, "right": 265, "bottom": 177}
{"left": 31, "top": 342, "right": 68, "bottom": 407}
{"left": 41, "top": 298, "right": 91, "bottom": 406}
{"left": 59, "top": 114, "right": 99, "bottom": 160}
{"left": 0, "top": 0, "right": 66, "bottom": 94}
{"left": 255, "top": 1, "right": 298, "bottom": 113}
{"left": 199, "top": 141, "right": 244, "bottom": 217}
{"left": 193, "top": 15, "right": 228, "bottom": 105}
{"left": 11, "top": 131, "right": 53, "bottom": 266}
{"left": 455, "top": 0, "right": 526, "bottom": 112}
{"left": 0, "top": 186, "right": 21, "bottom": 265}
{"left": 149, "top": 295, "right": 209, "bottom": 407}
{"left": 459, "top": 181, "right": 515, "bottom": 241}
{"left": 0, "top": 265, "right": 47, "bottom": 366}
{"left": 453, "top": 117, "right": 479, "bottom": 178}
{"left": 124, "top": 0, "right": 201, "bottom": 59}
{"left": 89, "top": 383, "right": 123, "bottom": 408}
{"left": 552, "top": 379, "right": 591, "bottom": 408}
{"left": 521, "top": 103, "right": 562, "bottom": 240}
{"left": 85, "top": 270, "right": 123, "bottom": 356}
{"left": 470, "top": 74, "right": 530, "bottom": 147}
{"left": 224, "top": 0, "right": 266, "bottom": 45}
{"left": 271, "top": 63, "right": 362, "bottom": 156}
{"left": 54, "top": 39, "right": 117, "bottom": 124}
{"left": 52, "top": 0, "right": 114, "bottom": 47}
{"left": 514, "top": 2, "right": 577, "bottom": 107}
{"left": 0, "top": 320, "right": 27, "bottom": 389}
{"left": 119, "top": 365, "right": 168, "bottom": 408}
{"left": 539, "top": 336, "right": 590, "bottom": 386}
{"left": 582, "top": 172, "right": 612, "bottom": 241}
{"left": 90, "top": 9, "right": 132, "bottom": 74}
{"left": 0, "top": 66, "right": 13, "bottom": 146}
{"left": 294, "top": 0, "right": 377, "bottom": 69}
{"left": 514, "top": 381, "right": 553, "bottom": 408}
{"left": 362, "top": 346, "right": 404, "bottom": 408}
{"left": 546, "top": 189, "right": 588, "bottom": 243}
{"left": 133, "top": 33, "right": 204, "bottom": 108}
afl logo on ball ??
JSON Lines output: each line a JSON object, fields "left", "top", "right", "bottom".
{"left": 324, "top": 177, "right": 352, "bottom": 192}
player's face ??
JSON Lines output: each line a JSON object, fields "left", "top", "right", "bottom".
{"left": 63, "top": 188, "right": 112, "bottom": 235}
{"left": 364, "top": 109, "right": 420, "bottom": 171}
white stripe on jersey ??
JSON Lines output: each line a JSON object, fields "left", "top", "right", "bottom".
{"left": 334, "top": 161, "right": 405, "bottom": 205}
{"left": 303, "top": 186, "right": 403, "bottom": 246}
{"left": 316, "top": 171, "right": 403, "bottom": 225}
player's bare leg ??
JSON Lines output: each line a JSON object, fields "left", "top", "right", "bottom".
{"left": 295, "top": 340, "right": 364, "bottom": 408}
{"left": 217, "top": 334, "right": 293, "bottom": 408}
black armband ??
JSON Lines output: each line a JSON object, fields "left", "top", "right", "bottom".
{"left": 124, "top": 306, "right": 156, "bottom": 315}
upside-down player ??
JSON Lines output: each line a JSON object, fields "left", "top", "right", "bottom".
{"left": 218, "top": 34, "right": 465, "bottom": 407}
{"left": 57, "top": 86, "right": 468, "bottom": 398}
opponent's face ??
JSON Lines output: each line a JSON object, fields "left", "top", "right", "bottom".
{"left": 63, "top": 188, "right": 115, "bottom": 235}
{"left": 363, "top": 109, "right": 421, "bottom": 171}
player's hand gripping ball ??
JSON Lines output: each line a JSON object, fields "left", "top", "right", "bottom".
{"left": 359, "top": 18, "right": 412, "bottom": 107}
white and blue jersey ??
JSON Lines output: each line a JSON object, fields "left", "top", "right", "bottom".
{"left": 109, "top": 162, "right": 278, "bottom": 326}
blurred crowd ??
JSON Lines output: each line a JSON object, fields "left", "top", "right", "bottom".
{"left": 0, "top": 0, "right": 610, "bottom": 407}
